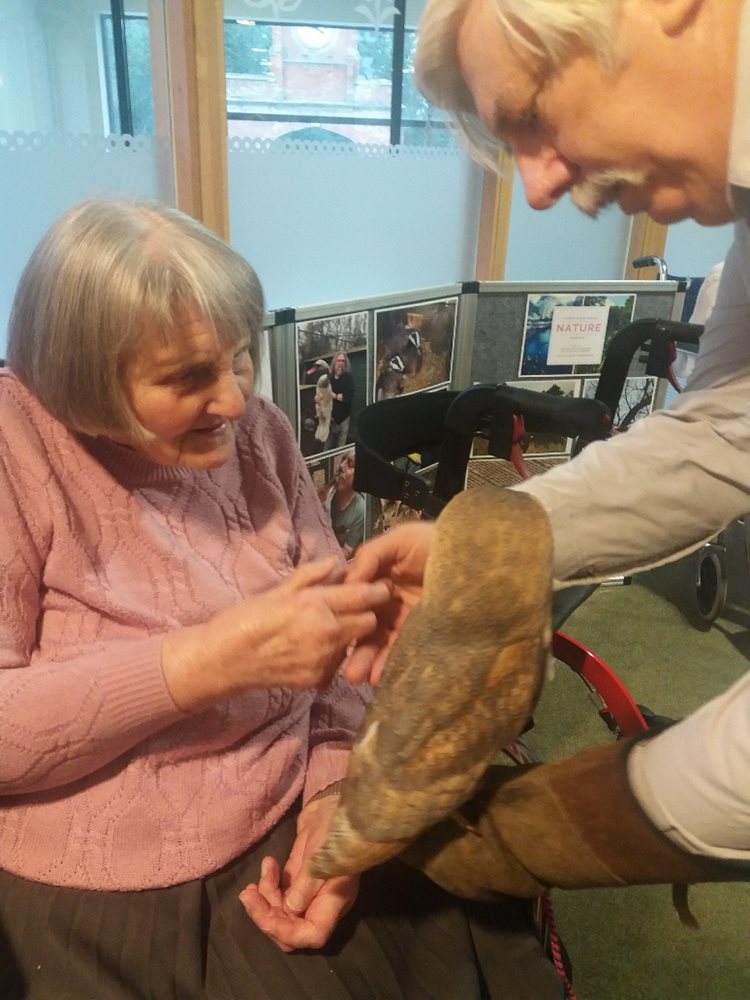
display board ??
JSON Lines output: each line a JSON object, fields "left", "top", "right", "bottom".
{"left": 471, "top": 280, "right": 682, "bottom": 386}
{"left": 262, "top": 279, "right": 682, "bottom": 554}
{"left": 465, "top": 280, "right": 681, "bottom": 473}
{"left": 265, "top": 283, "right": 466, "bottom": 557}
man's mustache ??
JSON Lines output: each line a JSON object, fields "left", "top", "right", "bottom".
{"left": 570, "top": 167, "right": 649, "bottom": 217}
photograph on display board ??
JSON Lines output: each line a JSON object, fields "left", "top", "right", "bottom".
{"left": 370, "top": 496, "right": 423, "bottom": 538}
{"left": 519, "top": 293, "right": 636, "bottom": 378}
{"left": 470, "top": 379, "right": 581, "bottom": 458}
{"left": 306, "top": 449, "right": 366, "bottom": 559}
{"left": 583, "top": 375, "right": 657, "bottom": 432}
{"left": 368, "top": 459, "right": 438, "bottom": 538}
{"left": 297, "top": 311, "right": 368, "bottom": 459}
{"left": 373, "top": 297, "right": 457, "bottom": 400}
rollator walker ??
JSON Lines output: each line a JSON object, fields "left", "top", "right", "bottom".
{"left": 354, "top": 316, "right": 702, "bottom": 740}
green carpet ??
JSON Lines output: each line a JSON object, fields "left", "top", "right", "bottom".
{"left": 528, "top": 521, "right": 750, "bottom": 1000}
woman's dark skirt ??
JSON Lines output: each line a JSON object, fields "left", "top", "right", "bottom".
{"left": 0, "top": 809, "right": 564, "bottom": 999}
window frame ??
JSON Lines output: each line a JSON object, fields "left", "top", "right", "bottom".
{"left": 104, "top": 3, "right": 445, "bottom": 146}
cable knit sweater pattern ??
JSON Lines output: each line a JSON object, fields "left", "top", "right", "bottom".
{"left": 0, "top": 370, "right": 367, "bottom": 890}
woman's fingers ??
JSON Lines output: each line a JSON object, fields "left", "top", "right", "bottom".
{"left": 344, "top": 640, "right": 391, "bottom": 686}
{"left": 258, "top": 856, "right": 285, "bottom": 908}
{"left": 319, "top": 580, "right": 392, "bottom": 614}
{"left": 345, "top": 636, "right": 391, "bottom": 681}
{"left": 239, "top": 885, "right": 296, "bottom": 953}
{"left": 290, "top": 880, "right": 357, "bottom": 949}
{"left": 277, "top": 567, "right": 392, "bottom": 623}
{"left": 334, "top": 610, "right": 378, "bottom": 642}
{"left": 278, "top": 557, "right": 343, "bottom": 592}
{"left": 344, "top": 642, "right": 377, "bottom": 684}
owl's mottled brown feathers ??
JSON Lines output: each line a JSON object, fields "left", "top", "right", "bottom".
{"left": 310, "top": 487, "right": 552, "bottom": 878}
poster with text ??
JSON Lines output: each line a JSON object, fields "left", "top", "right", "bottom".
{"left": 519, "top": 293, "right": 636, "bottom": 377}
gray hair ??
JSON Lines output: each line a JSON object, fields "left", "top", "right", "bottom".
{"left": 7, "top": 197, "right": 265, "bottom": 440}
{"left": 415, "top": 0, "right": 619, "bottom": 169}
{"left": 332, "top": 351, "right": 352, "bottom": 374}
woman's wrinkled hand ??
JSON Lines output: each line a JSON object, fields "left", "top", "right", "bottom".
{"left": 162, "top": 557, "right": 392, "bottom": 711}
{"left": 239, "top": 794, "right": 358, "bottom": 952}
{"left": 343, "top": 522, "right": 435, "bottom": 686}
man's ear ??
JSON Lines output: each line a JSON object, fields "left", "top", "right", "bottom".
{"left": 646, "top": 0, "right": 703, "bottom": 35}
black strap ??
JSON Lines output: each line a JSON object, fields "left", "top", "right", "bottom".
{"left": 354, "top": 391, "right": 458, "bottom": 517}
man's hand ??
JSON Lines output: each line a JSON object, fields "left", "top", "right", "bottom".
{"left": 344, "top": 521, "right": 434, "bottom": 685}
{"left": 239, "top": 796, "right": 358, "bottom": 951}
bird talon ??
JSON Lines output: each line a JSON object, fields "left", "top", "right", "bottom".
{"left": 451, "top": 811, "right": 481, "bottom": 836}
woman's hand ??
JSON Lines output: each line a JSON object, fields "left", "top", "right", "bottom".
{"left": 162, "top": 557, "right": 392, "bottom": 711}
{"left": 344, "top": 522, "right": 434, "bottom": 686}
{"left": 239, "top": 795, "right": 359, "bottom": 951}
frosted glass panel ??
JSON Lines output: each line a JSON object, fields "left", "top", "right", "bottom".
{"left": 0, "top": 0, "right": 171, "bottom": 355}
{"left": 224, "top": 2, "right": 472, "bottom": 311}
{"left": 664, "top": 220, "right": 735, "bottom": 278}
{"left": 0, "top": 135, "right": 169, "bottom": 355}
{"left": 228, "top": 141, "right": 481, "bottom": 309}
{"left": 505, "top": 169, "right": 632, "bottom": 281}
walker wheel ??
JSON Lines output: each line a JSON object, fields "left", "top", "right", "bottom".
{"left": 695, "top": 545, "right": 727, "bottom": 623}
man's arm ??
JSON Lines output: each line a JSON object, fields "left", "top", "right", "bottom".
{"left": 627, "top": 671, "right": 750, "bottom": 860}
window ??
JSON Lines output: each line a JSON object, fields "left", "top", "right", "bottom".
{"left": 224, "top": 21, "right": 272, "bottom": 77}
{"left": 225, "top": 19, "right": 445, "bottom": 146}
{"left": 100, "top": 13, "right": 154, "bottom": 135}
{"left": 100, "top": 6, "right": 446, "bottom": 146}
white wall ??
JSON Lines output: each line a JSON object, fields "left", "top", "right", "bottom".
{"left": 505, "top": 168, "right": 633, "bottom": 281}
{"left": 229, "top": 142, "right": 481, "bottom": 310}
{"left": 664, "top": 219, "right": 735, "bottom": 278}
{"left": 0, "top": 0, "right": 164, "bottom": 352}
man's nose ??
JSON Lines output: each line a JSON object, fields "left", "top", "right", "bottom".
{"left": 512, "top": 138, "right": 580, "bottom": 210}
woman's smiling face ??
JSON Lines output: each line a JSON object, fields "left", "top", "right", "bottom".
{"left": 119, "top": 309, "right": 254, "bottom": 469}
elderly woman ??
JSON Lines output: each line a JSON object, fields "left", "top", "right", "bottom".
{"left": 0, "top": 199, "right": 563, "bottom": 1000}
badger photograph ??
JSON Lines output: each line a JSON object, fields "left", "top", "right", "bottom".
{"left": 373, "top": 297, "right": 457, "bottom": 401}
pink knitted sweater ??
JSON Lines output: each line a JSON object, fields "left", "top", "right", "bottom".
{"left": 0, "top": 370, "right": 367, "bottom": 890}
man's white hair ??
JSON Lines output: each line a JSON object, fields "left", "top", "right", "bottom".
{"left": 415, "top": 0, "right": 620, "bottom": 169}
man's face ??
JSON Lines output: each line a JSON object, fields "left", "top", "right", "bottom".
{"left": 457, "top": 0, "right": 736, "bottom": 225}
